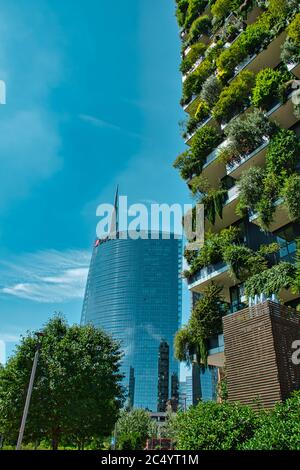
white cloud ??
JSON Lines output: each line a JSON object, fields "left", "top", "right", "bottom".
{"left": 0, "top": 250, "right": 90, "bottom": 303}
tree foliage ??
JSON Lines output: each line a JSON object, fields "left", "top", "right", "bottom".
{"left": 0, "top": 316, "right": 124, "bottom": 450}
{"left": 116, "top": 409, "right": 156, "bottom": 450}
{"left": 174, "top": 283, "right": 228, "bottom": 366}
{"left": 242, "top": 392, "right": 300, "bottom": 450}
{"left": 173, "top": 400, "right": 259, "bottom": 450}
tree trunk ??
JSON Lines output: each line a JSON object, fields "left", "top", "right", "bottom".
{"left": 51, "top": 432, "right": 60, "bottom": 451}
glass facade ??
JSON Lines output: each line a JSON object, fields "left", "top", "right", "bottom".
{"left": 199, "top": 366, "right": 218, "bottom": 402}
{"left": 81, "top": 231, "right": 181, "bottom": 411}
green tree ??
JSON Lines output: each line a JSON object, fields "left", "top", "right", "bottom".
{"left": 174, "top": 283, "right": 228, "bottom": 366}
{"left": 173, "top": 400, "right": 259, "bottom": 450}
{"left": 243, "top": 392, "right": 300, "bottom": 450}
{"left": 116, "top": 408, "right": 156, "bottom": 450}
{"left": 0, "top": 316, "right": 124, "bottom": 450}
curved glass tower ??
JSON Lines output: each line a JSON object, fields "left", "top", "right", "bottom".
{"left": 81, "top": 231, "right": 181, "bottom": 411}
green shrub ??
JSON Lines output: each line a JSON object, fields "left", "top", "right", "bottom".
{"left": 195, "top": 99, "right": 210, "bottom": 121}
{"left": 173, "top": 125, "right": 221, "bottom": 179}
{"left": 180, "top": 42, "right": 207, "bottom": 74}
{"left": 116, "top": 409, "right": 156, "bottom": 450}
{"left": 118, "top": 432, "right": 144, "bottom": 451}
{"left": 202, "top": 188, "right": 227, "bottom": 224}
{"left": 281, "top": 37, "right": 300, "bottom": 64}
{"left": 200, "top": 75, "right": 223, "bottom": 107}
{"left": 212, "top": 70, "right": 255, "bottom": 123}
{"left": 188, "top": 15, "right": 212, "bottom": 45}
{"left": 223, "top": 244, "right": 267, "bottom": 281}
{"left": 281, "top": 12, "right": 300, "bottom": 63}
{"left": 186, "top": 226, "right": 240, "bottom": 275}
{"left": 182, "top": 115, "right": 200, "bottom": 139}
{"left": 237, "top": 166, "right": 266, "bottom": 215}
{"left": 185, "top": 0, "right": 208, "bottom": 29}
{"left": 217, "top": 18, "right": 271, "bottom": 79}
{"left": 243, "top": 392, "right": 300, "bottom": 450}
{"left": 244, "top": 262, "right": 296, "bottom": 298}
{"left": 176, "top": 0, "right": 189, "bottom": 28}
{"left": 174, "top": 283, "right": 228, "bottom": 366}
{"left": 282, "top": 174, "right": 300, "bottom": 219}
{"left": 223, "top": 109, "right": 275, "bottom": 165}
{"left": 173, "top": 400, "right": 259, "bottom": 450}
{"left": 211, "top": 0, "right": 244, "bottom": 20}
{"left": 266, "top": 128, "right": 300, "bottom": 177}
{"left": 182, "top": 58, "right": 215, "bottom": 104}
{"left": 256, "top": 171, "right": 281, "bottom": 229}
{"left": 287, "top": 11, "right": 300, "bottom": 45}
{"left": 292, "top": 239, "right": 300, "bottom": 295}
{"left": 251, "top": 67, "right": 290, "bottom": 109}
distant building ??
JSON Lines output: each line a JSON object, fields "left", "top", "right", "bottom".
{"left": 81, "top": 194, "right": 181, "bottom": 411}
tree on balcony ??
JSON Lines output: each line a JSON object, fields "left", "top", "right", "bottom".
{"left": 251, "top": 67, "right": 291, "bottom": 110}
{"left": 174, "top": 283, "right": 229, "bottom": 366}
{"left": 217, "top": 108, "right": 276, "bottom": 166}
{"left": 173, "top": 125, "right": 221, "bottom": 179}
{"left": 212, "top": 70, "right": 255, "bottom": 123}
{"left": 281, "top": 12, "right": 300, "bottom": 66}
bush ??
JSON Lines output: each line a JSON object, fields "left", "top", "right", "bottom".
{"left": 182, "top": 58, "right": 215, "bottom": 104}
{"left": 195, "top": 99, "right": 210, "bottom": 121}
{"left": 180, "top": 42, "right": 207, "bottom": 74}
{"left": 173, "top": 401, "right": 259, "bottom": 450}
{"left": 118, "top": 432, "right": 145, "bottom": 451}
{"left": 186, "top": 226, "right": 241, "bottom": 275}
{"left": 243, "top": 392, "right": 300, "bottom": 450}
{"left": 244, "top": 262, "right": 296, "bottom": 298}
{"left": 185, "top": 0, "right": 208, "bottom": 29}
{"left": 173, "top": 126, "right": 221, "bottom": 179}
{"left": 182, "top": 115, "right": 200, "bottom": 139}
{"left": 251, "top": 67, "right": 290, "bottom": 109}
{"left": 281, "top": 12, "right": 300, "bottom": 64}
{"left": 281, "top": 37, "right": 300, "bottom": 64}
{"left": 266, "top": 128, "right": 300, "bottom": 176}
{"left": 222, "top": 109, "right": 275, "bottom": 165}
{"left": 282, "top": 174, "right": 300, "bottom": 219}
{"left": 223, "top": 244, "right": 267, "bottom": 281}
{"left": 189, "top": 124, "right": 221, "bottom": 170}
{"left": 116, "top": 409, "right": 156, "bottom": 450}
{"left": 188, "top": 15, "right": 212, "bottom": 45}
{"left": 176, "top": 0, "right": 189, "bottom": 28}
{"left": 212, "top": 70, "right": 255, "bottom": 123}
{"left": 256, "top": 171, "right": 280, "bottom": 229}
{"left": 211, "top": 0, "right": 244, "bottom": 21}
{"left": 237, "top": 166, "right": 266, "bottom": 215}
{"left": 287, "top": 12, "right": 300, "bottom": 45}
{"left": 216, "top": 17, "right": 271, "bottom": 79}
{"left": 174, "top": 283, "right": 228, "bottom": 366}
{"left": 202, "top": 188, "right": 228, "bottom": 224}
{"left": 200, "top": 75, "right": 223, "bottom": 107}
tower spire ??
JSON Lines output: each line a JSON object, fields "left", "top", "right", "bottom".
{"left": 110, "top": 185, "right": 119, "bottom": 237}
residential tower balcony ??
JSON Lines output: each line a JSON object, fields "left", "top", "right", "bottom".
{"left": 205, "top": 184, "right": 241, "bottom": 233}
{"left": 249, "top": 198, "right": 296, "bottom": 233}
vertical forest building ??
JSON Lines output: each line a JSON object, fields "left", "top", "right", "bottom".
{"left": 174, "top": 0, "right": 300, "bottom": 408}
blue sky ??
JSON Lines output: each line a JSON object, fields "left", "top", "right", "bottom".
{"left": 0, "top": 0, "right": 192, "bottom": 364}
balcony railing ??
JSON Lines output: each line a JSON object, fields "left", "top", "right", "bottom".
{"left": 187, "top": 260, "right": 228, "bottom": 287}
{"left": 226, "top": 138, "right": 270, "bottom": 175}
{"left": 224, "top": 184, "right": 239, "bottom": 205}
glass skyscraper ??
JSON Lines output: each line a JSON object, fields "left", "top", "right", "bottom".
{"left": 81, "top": 231, "right": 181, "bottom": 411}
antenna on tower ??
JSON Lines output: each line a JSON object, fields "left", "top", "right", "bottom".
{"left": 110, "top": 185, "right": 119, "bottom": 238}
